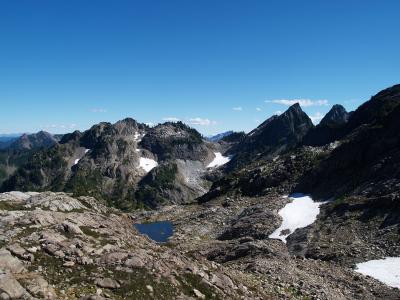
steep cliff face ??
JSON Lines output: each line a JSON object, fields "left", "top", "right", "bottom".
{"left": 278, "top": 85, "right": 400, "bottom": 269}
{"left": 345, "top": 84, "right": 400, "bottom": 132}
{"left": 320, "top": 104, "right": 350, "bottom": 126}
{"left": 297, "top": 102, "right": 400, "bottom": 200}
{"left": 228, "top": 104, "right": 314, "bottom": 170}
{"left": 303, "top": 104, "right": 350, "bottom": 146}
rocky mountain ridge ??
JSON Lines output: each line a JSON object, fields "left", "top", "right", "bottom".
{"left": 192, "top": 84, "right": 400, "bottom": 299}
{"left": 7, "top": 131, "right": 59, "bottom": 151}
{"left": 1, "top": 84, "right": 400, "bottom": 299}
{"left": 1, "top": 120, "right": 222, "bottom": 210}
{"left": 227, "top": 103, "right": 314, "bottom": 171}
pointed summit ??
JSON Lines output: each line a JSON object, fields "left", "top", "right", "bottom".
{"left": 228, "top": 104, "right": 313, "bottom": 169}
{"left": 320, "top": 104, "right": 350, "bottom": 126}
{"left": 287, "top": 102, "right": 301, "bottom": 112}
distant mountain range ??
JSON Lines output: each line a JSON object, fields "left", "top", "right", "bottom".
{"left": 0, "top": 132, "right": 63, "bottom": 150}
{"left": 0, "top": 134, "right": 21, "bottom": 149}
{"left": 207, "top": 131, "right": 234, "bottom": 142}
{"left": 1, "top": 84, "right": 399, "bottom": 213}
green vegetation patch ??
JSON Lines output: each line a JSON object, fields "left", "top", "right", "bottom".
{"left": 80, "top": 226, "right": 108, "bottom": 239}
{"left": 135, "top": 163, "right": 178, "bottom": 208}
{"left": 29, "top": 252, "right": 179, "bottom": 300}
{"left": 177, "top": 273, "right": 220, "bottom": 300}
{"left": 0, "top": 201, "right": 27, "bottom": 211}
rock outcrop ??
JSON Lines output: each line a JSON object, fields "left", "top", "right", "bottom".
{"left": 0, "top": 191, "right": 258, "bottom": 299}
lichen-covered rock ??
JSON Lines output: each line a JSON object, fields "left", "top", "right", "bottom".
{"left": 0, "top": 273, "right": 28, "bottom": 300}
{"left": 0, "top": 250, "right": 25, "bottom": 273}
{"left": 94, "top": 278, "right": 120, "bottom": 289}
{"left": 0, "top": 191, "right": 258, "bottom": 299}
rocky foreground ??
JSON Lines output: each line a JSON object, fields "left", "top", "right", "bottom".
{"left": 1, "top": 191, "right": 399, "bottom": 300}
{"left": 0, "top": 191, "right": 263, "bottom": 300}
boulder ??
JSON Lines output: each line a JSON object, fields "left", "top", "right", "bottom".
{"left": 94, "top": 278, "right": 120, "bottom": 289}
{"left": 0, "top": 273, "right": 27, "bottom": 299}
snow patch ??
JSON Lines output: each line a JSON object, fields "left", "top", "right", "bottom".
{"left": 207, "top": 152, "right": 231, "bottom": 168}
{"left": 355, "top": 257, "right": 400, "bottom": 289}
{"left": 134, "top": 132, "right": 145, "bottom": 142}
{"left": 73, "top": 149, "right": 90, "bottom": 166}
{"left": 269, "top": 194, "right": 325, "bottom": 243}
{"left": 139, "top": 157, "right": 158, "bottom": 172}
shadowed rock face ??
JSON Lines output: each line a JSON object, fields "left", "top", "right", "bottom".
{"left": 303, "top": 85, "right": 400, "bottom": 148}
{"left": 297, "top": 85, "right": 400, "bottom": 200}
{"left": 228, "top": 103, "right": 314, "bottom": 170}
{"left": 320, "top": 104, "right": 350, "bottom": 126}
{"left": 303, "top": 104, "right": 350, "bottom": 146}
{"left": 345, "top": 84, "right": 400, "bottom": 132}
{"left": 193, "top": 85, "right": 400, "bottom": 299}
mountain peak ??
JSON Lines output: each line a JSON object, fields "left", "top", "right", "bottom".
{"left": 207, "top": 131, "right": 234, "bottom": 142}
{"left": 288, "top": 102, "right": 301, "bottom": 110}
{"left": 115, "top": 117, "right": 138, "bottom": 126}
{"left": 9, "top": 131, "right": 57, "bottom": 150}
{"left": 228, "top": 103, "right": 313, "bottom": 169}
{"left": 320, "top": 104, "right": 349, "bottom": 126}
{"left": 283, "top": 103, "right": 303, "bottom": 115}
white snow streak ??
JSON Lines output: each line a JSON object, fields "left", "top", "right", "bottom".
{"left": 207, "top": 152, "right": 231, "bottom": 168}
{"left": 269, "top": 194, "right": 325, "bottom": 243}
{"left": 73, "top": 149, "right": 90, "bottom": 166}
{"left": 355, "top": 257, "right": 400, "bottom": 289}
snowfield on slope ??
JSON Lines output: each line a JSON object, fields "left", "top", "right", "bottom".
{"left": 355, "top": 257, "right": 400, "bottom": 289}
{"left": 207, "top": 152, "right": 231, "bottom": 168}
{"left": 139, "top": 157, "right": 158, "bottom": 172}
{"left": 269, "top": 194, "right": 325, "bottom": 243}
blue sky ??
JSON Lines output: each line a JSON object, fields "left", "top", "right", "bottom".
{"left": 0, "top": 0, "right": 399, "bottom": 135}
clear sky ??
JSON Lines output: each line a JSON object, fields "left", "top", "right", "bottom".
{"left": 1, "top": 0, "right": 399, "bottom": 135}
